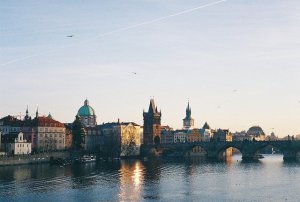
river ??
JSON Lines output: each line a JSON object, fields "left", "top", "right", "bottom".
{"left": 0, "top": 155, "right": 300, "bottom": 202}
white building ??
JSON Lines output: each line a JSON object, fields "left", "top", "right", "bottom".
{"left": 3, "top": 132, "right": 31, "bottom": 155}
{"left": 199, "top": 122, "right": 214, "bottom": 142}
{"left": 174, "top": 130, "right": 187, "bottom": 143}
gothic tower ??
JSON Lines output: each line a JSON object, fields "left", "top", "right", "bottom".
{"left": 183, "top": 101, "right": 194, "bottom": 130}
{"left": 143, "top": 99, "right": 162, "bottom": 145}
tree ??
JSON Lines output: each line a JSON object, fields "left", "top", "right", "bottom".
{"left": 72, "top": 115, "right": 86, "bottom": 151}
{"left": 121, "top": 132, "right": 137, "bottom": 157}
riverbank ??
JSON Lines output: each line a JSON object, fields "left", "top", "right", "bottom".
{"left": 0, "top": 151, "right": 70, "bottom": 166}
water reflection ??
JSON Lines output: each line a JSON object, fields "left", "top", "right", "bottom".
{"left": 118, "top": 160, "right": 144, "bottom": 202}
{"left": 1, "top": 155, "right": 300, "bottom": 202}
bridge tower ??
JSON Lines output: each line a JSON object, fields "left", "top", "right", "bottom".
{"left": 143, "top": 99, "right": 162, "bottom": 145}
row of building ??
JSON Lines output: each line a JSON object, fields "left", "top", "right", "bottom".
{"left": 0, "top": 98, "right": 273, "bottom": 157}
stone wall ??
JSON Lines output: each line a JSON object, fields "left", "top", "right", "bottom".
{"left": 0, "top": 151, "right": 70, "bottom": 166}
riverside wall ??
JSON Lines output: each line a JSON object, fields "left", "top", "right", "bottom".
{"left": 0, "top": 151, "right": 70, "bottom": 166}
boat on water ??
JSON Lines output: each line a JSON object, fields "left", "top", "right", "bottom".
{"left": 80, "top": 155, "right": 96, "bottom": 163}
{"left": 256, "top": 154, "right": 264, "bottom": 159}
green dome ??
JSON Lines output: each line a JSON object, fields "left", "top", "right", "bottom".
{"left": 77, "top": 99, "right": 96, "bottom": 116}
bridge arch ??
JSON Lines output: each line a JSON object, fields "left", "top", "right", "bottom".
{"left": 252, "top": 141, "right": 298, "bottom": 161}
{"left": 216, "top": 145, "right": 243, "bottom": 160}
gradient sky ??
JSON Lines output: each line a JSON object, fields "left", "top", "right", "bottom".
{"left": 1, "top": 0, "right": 300, "bottom": 137}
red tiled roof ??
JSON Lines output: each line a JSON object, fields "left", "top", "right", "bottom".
{"left": 32, "top": 116, "right": 64, "bottom": 127}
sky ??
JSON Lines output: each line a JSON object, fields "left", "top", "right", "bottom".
{"left": 1, "top": 0, "right": 300, "bottom": 137}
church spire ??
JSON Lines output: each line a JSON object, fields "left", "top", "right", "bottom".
{"left": 183, "top": 100, "right": 194, "bottom": 130}
{"left": 24, "top": 105, "right": 30, "bottom": 120}
{"left": 84, "top": 99, "right": 89, "bottom": 106}
{"left": 186, "top": 100, "right": 191, "bottom": 118}
{"left": 26, "top": 105, "right": 29, "bottom": 116}
{"left": 36, "top": 106, "right": 39, "bottom": 118}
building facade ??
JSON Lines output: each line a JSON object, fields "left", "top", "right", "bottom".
{"left": 32, "top": 115, "right": 66, "bottom": 152}
{"left": 199, "top": 122, "right": 214, "bottom": 142}
{"left": 143, "top": 99, "right": 162, "bottom": 145}
{"left": 101, "top": 121, "right": 142, "bottom": 157}
{"left": 213, "top": 129, "right": 232, "bottom": 142}
{"left": 0, "top": 116, "right": 22, "bottom": 135}
{"left": 1, "top": 132, "right": 31, "bottom": 155}
{"left": 161, "top": 126, "right": 174, "bottom": 144}
{"left": 174, "top": 130, "right": 187, "bottom": 143}
{"left": 1, "top": 108, "right": 67, "bottom": 152}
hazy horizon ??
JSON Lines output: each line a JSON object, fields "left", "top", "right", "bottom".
{"left": 1, "top": 0, "right": 300, "bottom": 137}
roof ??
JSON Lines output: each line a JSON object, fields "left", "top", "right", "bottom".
{"left": 121, "top": 122, "right": 141, "bottom": 127}
{"left": 247, "top": 126, "right": 265, "bottom": 136}
{"left": 0, "top": 115, "right": 22, "bottom": 127}
{"left": 145, "top": 99, "right": 160, "bottom": 114}
{"left": 100, "top": 122, "right": 141, "bottom": 129}
{"left": 77, "top": 99, "right": 96, "bottom": 116}
{"left": 31, "top": 116, "right": 64, "bottom": 127}
{"left": 203, "top": 122, "right": 211, "bottom": 130}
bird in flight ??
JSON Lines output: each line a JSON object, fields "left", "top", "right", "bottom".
{"left": 67, "top": 35, "right": 74, "bottom": 37}
{"left": 132, "top": 72, "right": 137, "bottom": 75}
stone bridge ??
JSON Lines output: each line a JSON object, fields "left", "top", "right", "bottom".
{"left": 149, "top": 140, "right": 300, "bottom": 161}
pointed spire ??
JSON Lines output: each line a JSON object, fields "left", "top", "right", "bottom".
{"left": 26, "top": 105, "right": 29, "bottom": 115}
{"left": 36, "top": 106, "right": 39, "bottom": 118}
{"left": 84, "top": 99, "right": 89, "bottom": 106}
{"left": 203, "top": 122, "right": 210, "bottom": 130}
{"left": 47, "top": 112, "right": 53, "bottom": 119}
{"left": 148, "top": 99, "right": 156, "bottom": 113}
{"left": 186, "top": 100, "right": 191, "bottom": 118}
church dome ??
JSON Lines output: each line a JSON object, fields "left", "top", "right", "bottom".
{"left": 77, "top": 99, "right": 96, "bottom": 116}
{"left": 247, "top": 126, "right": 265, "bottom": 136}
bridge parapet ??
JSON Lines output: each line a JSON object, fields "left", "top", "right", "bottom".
{"left": 157, "top": 140, "right": 300, "bottom": 161}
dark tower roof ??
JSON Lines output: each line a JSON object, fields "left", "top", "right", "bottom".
{"left": 148, "top": 99, "right": 159, "bottom": 114}
{"left": 36, "top": 107, "right": 39, "bottom": 118}
{"left": 185, "top": 101, "right": 191, "bottom": 119}
{"left": 24, "top": 106, "right": 30, "bottom": 120}
{"left": 203, "top": 122, "right": 211, "bottom": 130}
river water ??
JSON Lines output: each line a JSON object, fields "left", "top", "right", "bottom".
{"left": 0, "top": 155, "right": 300, "bottom": 202}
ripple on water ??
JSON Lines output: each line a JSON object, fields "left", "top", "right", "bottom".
{"left": 1, "top": 156, "right": 300, "bottom": 201}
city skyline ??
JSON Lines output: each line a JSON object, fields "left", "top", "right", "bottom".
{"left": 0, "top": 97, "right": 297, "bottom": 138}
{"left": 1, "top": 0, "right": 300, "bottom": 137}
